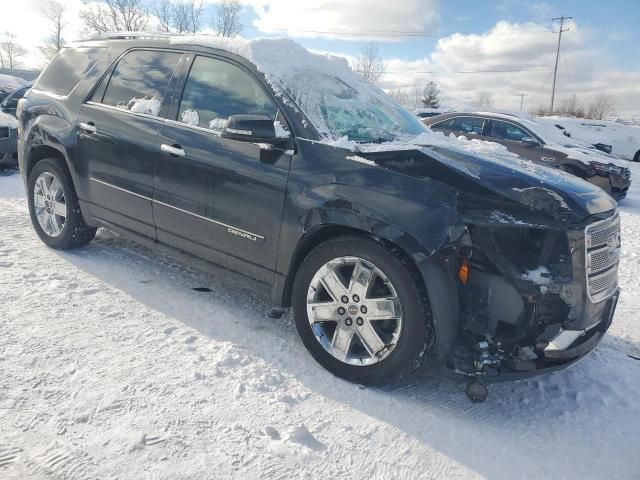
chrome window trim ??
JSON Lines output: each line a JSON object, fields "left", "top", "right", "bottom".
{"left": 163, "top": 118, "right": 222, "bottom": 137}
{"left": 89, "top": 177, "right": 264, "bottom": 242}
{"left": 85, "top": 100, "right": 165, "bottom": 122}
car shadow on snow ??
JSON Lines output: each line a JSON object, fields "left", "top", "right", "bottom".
{"left": 54, "top": 229, "right": 640, "bottom": 480}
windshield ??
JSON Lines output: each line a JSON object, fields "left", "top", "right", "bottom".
{"left": 244, "top": 39, "right": 426, "bottom": 143}
{"left": 318, "top": 76, "right": 426, "bottom": 142}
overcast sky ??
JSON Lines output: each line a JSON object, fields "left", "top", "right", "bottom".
{"left": 2, "top": 0, "right": 639, "bottom": 115}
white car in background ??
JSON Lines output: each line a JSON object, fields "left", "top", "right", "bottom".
{"left": 538, "top": 116, "right": 640, "bottom": 162}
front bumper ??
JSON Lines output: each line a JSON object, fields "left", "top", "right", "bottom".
{"left": 492, "top": 291, "right": 618, "bottom": 381}
{"left": 589, "top": 169, "right": 631, "bottom": 200}
{"left": 446, "top": 211, "right": 621, "bottom": 382}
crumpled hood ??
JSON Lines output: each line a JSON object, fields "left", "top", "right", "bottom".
{"left": 358, "top": 145, "right": 616, "bottom": 223}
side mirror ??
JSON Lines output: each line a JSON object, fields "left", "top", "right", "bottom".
{"left": 522, "top": 136, "right": 539, "bottom": 146}
{"left": 222, "top": 114, "right": 282, "bottom": 144}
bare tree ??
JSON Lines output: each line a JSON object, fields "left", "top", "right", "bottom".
{"left": 39, "top": 1, "right": 67, "bottom": 61}
{"left": 353, "top": 42, "right": 384, "bottom": 85}
{"left": 421, "top": 81, "right": 440, "bottom": 109}
{"left": 151, "top": 0, "right": 173, "bottom": 32}
{"left": 388, "top": 88, "right": 411, "bottom": 108}
{"left": 0, "top": 33, "right": 27, "bottom": 69}
{"left": 559, "top": 94, "right": 585, "bottom": 118}
{"left": 80, "top": 0, "right": 149, "bottom": 34}
{"left": 215, "top": 0, "right": 243, "bottom": 37}
{"left": 473, "top": 92, "right": 495, "bottom": 108}
{"left": 172, "top": 0, "right": 204, "bottom": 34}
{"left": 588, "top": 92, "right": 616, "bottom": 120}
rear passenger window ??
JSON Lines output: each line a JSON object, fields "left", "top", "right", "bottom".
{"left": 98, "top": 50, "right": 180, "bottom": 116}
{"left": 34, "top": 47, "right": 106, "bottom": 96}
{"left": 177, "top": 56, "right": 276, "bottom": 131}
{"left": 452, "top": 117, "right": 484, "bottom": 135}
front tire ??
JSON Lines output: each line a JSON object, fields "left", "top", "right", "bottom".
{"left": 292, "top": 236, "right": 433, "bottom": 385}
{"left": 27, "top": 158, "right": 96, "bottom": 249}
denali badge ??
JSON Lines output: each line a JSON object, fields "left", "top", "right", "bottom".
{"left": 227, "top": 227, "right": 259, "bottom": 242}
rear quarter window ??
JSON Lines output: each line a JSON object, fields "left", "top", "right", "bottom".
{"left": 34, "top": 47, "right": 106, "bottom": 96}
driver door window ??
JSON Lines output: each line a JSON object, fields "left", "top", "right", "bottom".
{"left": 487, "top": 120, "right": 529, "bottom": 142}
{"left": 176, "top": 56, "right": 277, "bottom": 132}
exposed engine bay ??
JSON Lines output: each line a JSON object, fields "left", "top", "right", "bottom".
{"left": 442, "top": 214, "right": 620, "bottom": 386}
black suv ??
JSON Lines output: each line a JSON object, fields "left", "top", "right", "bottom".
{"left": 18, "top": 35, "right": 621, "bottom": 394}
{"left": 423, "top": 112, "right": 631, "bottom": 200}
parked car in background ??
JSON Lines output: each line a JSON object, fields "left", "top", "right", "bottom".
{"left": 415, "top": 108, "right": 449, "bottom": 119}
{"left": 537, "top": 116, "right": 640, "bottom": 163}
{"left": 0, "top": 74, "right": 27, "bottom": 104}
{"left": 424, "top": 111, "right": 631, "bottom": 200}
{"left": 0, "top": 111, "right": 19, "bottom": 168}
{"left": 18, "top": 35, "right": 621, "bottom": 400}
{"left": 1, "top": 83, "right": 32, "bottom": 117}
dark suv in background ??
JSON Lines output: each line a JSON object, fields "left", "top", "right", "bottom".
{"left": 18, "top": 35, "right": 621, "bottom": 399}
{"left": 424, "top": 112, "right": 631, "bottom": 200}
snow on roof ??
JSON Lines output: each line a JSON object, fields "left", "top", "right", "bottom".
{"left": 0, "top": 111, "right": 18, "bottom": 128}
{"left": 0, "top": 74, "right": 27, "bottom": 90}
{"left": 170, "top": 36, "right": 395, "bottom": 139}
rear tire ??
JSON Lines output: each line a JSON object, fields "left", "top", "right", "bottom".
{"left": 27, "top": 158, "right": 96, "bottom": 249}
{"left": 634, "top": 150, "right": 640, "bottom": 163}
{"left": 292, "top": 236, "right": 434, "bottom": 385}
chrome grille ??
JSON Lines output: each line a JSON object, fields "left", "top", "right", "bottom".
{"left": 585, "top": 213, "right": 620, "bottom": 303}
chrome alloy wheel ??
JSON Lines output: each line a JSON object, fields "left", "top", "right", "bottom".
{"left": 306, "top": 256, "right": 403, "bottom": 366}
{"left": 33, "top": 171, "right": 67, "bottom": 238}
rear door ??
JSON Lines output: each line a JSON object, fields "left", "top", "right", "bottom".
{"left": 76, "top": 49, "right": 182, "bottom": 238}
{"left": 153, "top": 54, "right": 293, "bottom": 282}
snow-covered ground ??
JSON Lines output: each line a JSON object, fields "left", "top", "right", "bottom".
{"left": 1, "top": 167, "right": 640, "bottom": 479}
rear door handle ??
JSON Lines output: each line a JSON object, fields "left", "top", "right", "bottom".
{"left": 78, "top": 122, "right": 97, "bottom": 133}
{"left": 161, "top": 143, "right": 185, "bottom": 157}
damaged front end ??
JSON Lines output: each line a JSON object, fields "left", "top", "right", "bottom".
{"left": 445, "top": 210, "right": 620, "bottom": 381}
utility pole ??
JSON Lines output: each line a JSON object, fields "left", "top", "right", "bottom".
{"left": 550, "top": 15, "right": 572, "bottom": 113}
{"left": 518, "top": 93, "right": 527, "bottom": 112}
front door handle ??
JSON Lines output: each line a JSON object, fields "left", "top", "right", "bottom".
{"left": 161, "top": 143, "right": 185, "bottom": 157}
{"left": 78, "top": 122, "right": 97, "bottom": 133}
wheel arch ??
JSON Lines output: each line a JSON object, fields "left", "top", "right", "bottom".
{"left": 275, "top": 221, "right": 461, "bottom": 361}
{"left": 26, "top": 145, "right": 67, "bottom": 179}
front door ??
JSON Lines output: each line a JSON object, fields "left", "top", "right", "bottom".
{"left": 483, "top": 119, "right": 546, "bottom": 162}
{"left": 76, "top": 49, "right": 182, "bottom": 238}
{"left": 153, "top": 54, "right": 293, "bottom": 282}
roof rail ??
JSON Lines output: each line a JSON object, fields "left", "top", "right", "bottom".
{"left": 83, "top": 31, "right": 186, "bottom": 41}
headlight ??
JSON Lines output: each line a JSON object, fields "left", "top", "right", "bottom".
{"left": 590, "top": 161, "right": 622, "bottom": 175}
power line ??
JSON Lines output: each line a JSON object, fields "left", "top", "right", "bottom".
{"left": 269, "top": 27, "right": 555, "bottom": 38}
{"left": 527, "top": 69, "right": 555, "bottom": 108}
{"left": 378, "top": 67, "right": 550, "bottom": 75}
{"left": 550, "top": 15, "right": 572, "bottom": 112}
